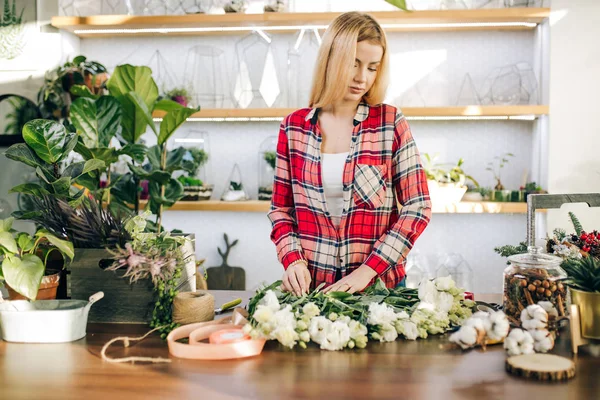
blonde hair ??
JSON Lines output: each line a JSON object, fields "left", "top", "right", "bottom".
{"left": 308, "top": 12, "right": 389, "bottom": 108}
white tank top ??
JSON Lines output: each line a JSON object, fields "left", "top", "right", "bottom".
{"left": 321, "top": 152, "right": 348, "bottom": 221}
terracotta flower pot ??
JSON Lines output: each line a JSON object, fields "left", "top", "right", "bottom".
{"left": 7, "top": 271, "right": 61, "bottom": 301}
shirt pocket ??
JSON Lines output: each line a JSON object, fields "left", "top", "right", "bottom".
{"left": 352, "top": 163, "right": 388, "bottom": 209}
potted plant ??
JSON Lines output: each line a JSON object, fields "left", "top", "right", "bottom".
{"left": 0, "top": 217, "right": 74, "bottom": 301}
{"left": 162, "top": 87, "right": 192, "bottom": 107}
{"left": 562, "top": 254, "right": 600, "bottom": 339}
{"left": 521, "top": 181, "right": 547, "bottom": 201}
{"left": 423, "top": 153, "right": 479, "bottom": 206}
{"left": 486, "top": 153, "right": 514, "bottom": 202}
{"left": 37, "top": 55, "right": 108, "bottom": 121}
{"left": 177, "top": 147, "right": 212, "bottom": 201}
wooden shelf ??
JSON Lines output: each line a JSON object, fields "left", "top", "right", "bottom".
{"left": 52, "top": 9, "right": 550, "bottom": 37}
{"left": 141, "top": 200, "right": 530, "bottom": 214}
{"left": 153, "top": 105, "right": 549, "bottom": 121}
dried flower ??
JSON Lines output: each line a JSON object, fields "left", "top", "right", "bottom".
{"left": 504, "top": 329, "right": 534, "bottom": 356}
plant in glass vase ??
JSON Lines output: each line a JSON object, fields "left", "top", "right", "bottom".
{"left": 486, "top": 153, "right": 514, "bottom": 202}
{"left": 177, "top": 147, "right": 212, "bottom": 201}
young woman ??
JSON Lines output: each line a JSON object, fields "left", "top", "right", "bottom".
{"left": 268, "top": 12, "right": 431, "bottom": 296}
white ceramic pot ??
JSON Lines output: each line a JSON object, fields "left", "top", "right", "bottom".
{"left": 0, "top": 292, "right": 103, "bottom": 343}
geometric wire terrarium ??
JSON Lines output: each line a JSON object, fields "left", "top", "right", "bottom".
{"left": 258, "top": 136, "right": 277, "bottom": 201}
{"left": 170, "top": 131, "right": 213, "bottom": 201}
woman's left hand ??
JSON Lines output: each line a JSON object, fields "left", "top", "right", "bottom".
{"left": 323, "top": 265, "right": 378, "bottom": 294}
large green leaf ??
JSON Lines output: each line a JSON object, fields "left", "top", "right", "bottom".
{"left": 70, "top": 96, "right": 122, "bottom": 148}
{"left": 107, "top": 65, "right": 158, "bottom": 144}
{"left": 111, "top": 173, "right": 139, "bottom": 206}
{"left": 0, "top": 231, "right": 18, "bottom": 254}
{"left": 22, "top": 120, "right": 77, "bottom": 164}
{"left": 128, "top": 164, "right": 171, "bottom": 185}
{"left": 50, "top": 176, "right": 72, "bottom": 196}
{"left": 124, "top": 91, "right": 158, "bottom": 136}
{"left": 5, "top": 143, "right": 46, "bottom": 169}
{"left": 148, "top": 178, "right": 184, "bottom": 214}
{"left": 119, "top": 143, "right": 147, "bottom": 164}
{"left": 63, "top": 159, "right": 106, "bottom": 180}
{"left": 158, "top": 107, "right": 199, "bottom": 146}
{"left": 36, "top": 229, "right": 74, "bottom": 261}
{"left": 1, "top": 254, "right": 45, "bottom": 300}
{"left": 70, "top": 84, "right": 99, "bottom": 99}
{"left": 9, "top": 183, "right": 50, "bottom": 197}
{"left": 147, "top": 145, "right": 186, "bottom": 173}
{"left": 17, "top": 233, "right": 34, "bottom": 253}
{"left": 0, "top": 217, "right": 14, "bottom": 232}
{"left": 154, "top": 99, "right": 185, "bottom": 112}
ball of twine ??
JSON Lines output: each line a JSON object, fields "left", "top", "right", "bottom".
{"left": 172, "top": 291, "right": 215, "bottom": 325}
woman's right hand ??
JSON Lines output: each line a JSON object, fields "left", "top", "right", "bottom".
{"left": 282, "top": 261, "right": 311, "bottom": 296}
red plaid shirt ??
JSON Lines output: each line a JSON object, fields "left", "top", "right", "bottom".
{"left": 268, "top": 102, "right": 431, "bottom": 289}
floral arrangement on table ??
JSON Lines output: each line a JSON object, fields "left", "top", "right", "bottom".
{"left": 106, "top": 212, "right": 190, "bottom": 339}
{"left": 242, "top": 276, "right": 475, "bottom": 351}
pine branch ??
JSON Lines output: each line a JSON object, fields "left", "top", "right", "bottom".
{"left": 569, "top": 212, "right": 583, "bottom": 236}
{"left": 494, "top": 241, "right": 528, "bottom": 258}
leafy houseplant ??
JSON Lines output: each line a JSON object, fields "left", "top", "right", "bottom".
{"left": 422, "top": 153, "right": 479, "bottom": 206}
{"left": 162, "top": 87, "right": 192, "bottom": 107}
{"left": 0, "top": 217, "right": 74, "bottom": 300}
{"left": 5, "top": 119, "right": 106, "bottom": 207}
{"left": 177, "top": 147, "right": 212, "bottom": 201}
{"left": 486, "top": 153, "right": 514, "bottom": 201}
{"left": 37, "top": 55, "right": 108, "bottom": 120}
{"left": 106, "top": 64, "right": 199, "bottom": 230}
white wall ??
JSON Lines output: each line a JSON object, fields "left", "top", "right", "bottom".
{"left": 547, "top": 0, "right": 600, "bottom": 234}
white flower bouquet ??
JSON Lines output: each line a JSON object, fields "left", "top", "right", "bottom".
{"left": 243, "top": 277, "right": 476, "bottom": 351}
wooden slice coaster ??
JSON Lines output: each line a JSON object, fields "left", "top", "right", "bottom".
{"left": 506, "top": 354, "right": 575, "bottom": 381}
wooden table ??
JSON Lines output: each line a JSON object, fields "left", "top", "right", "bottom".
{"left": 1, "top": 291, "right": 598, "bottom": 400}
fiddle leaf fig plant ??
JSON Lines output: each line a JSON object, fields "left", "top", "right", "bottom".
{"left": 5, "top": 119, "right": 105, "bottom": 207}
{"left": 0, "top": 217, "right": 74, "bottom": 300}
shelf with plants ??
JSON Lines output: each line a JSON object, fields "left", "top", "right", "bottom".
{"left": 138, "top": 199, "right": 532, "bottom": 214}
{"left": 152, "top": 105, "right": 549, "bottom": 122}
{"left": 51, "top": 8, "right": 551, "bottom": 38}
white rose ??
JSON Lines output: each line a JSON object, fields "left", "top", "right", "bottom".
{"left": 418, "top": 279, "right": 439, "bottom": 305}
{"left": 299, "top": 330, "right": 310, "bottom": 343}
{"left": 367, "top": 302, "right": 398, "bottom": 326}
{"left": 321, "top": 321, "right": 351, "bottom": 351}
{"left": 253, "top": 305, "right": 275, "bottom": 324}
{"left": 380, "top": 323, "right": 399, "bottom": 342}
{"left": 309, "top": 316, "right": 332, "bottom": 344}
{"left": 395, "top": 320, "right": 419, "bottom": 340}
{"left": 273, "top": 326, "right": 299, "bottom": 348}
{"left": 259, "top": 290, "right": 281, "bottom": 311}
{"left": 273, "top": 305, "right": 297, "bottom": 329}
{"left": 437, "top": 292, "right": 455, "bottom": 313}
{"left": 302, "top": 302, "right": 320, "bottom": 319}
{"left": 434, "top": 276, "right": 456, "bottom": 291}
{"left": 348, "top": 320, "right": 368, "bottom": 340}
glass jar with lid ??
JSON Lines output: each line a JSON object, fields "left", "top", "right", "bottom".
{"left": 504, "top": 246, "right": 569, "bottom": 326}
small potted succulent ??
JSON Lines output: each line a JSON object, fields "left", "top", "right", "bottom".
{"left": 486, "top": 153, "right": 514, "bottom": 202}
{"left": 423, "top": 153, "right": 479, "bottom": 206}
{"left": 177, "top": 147, "right": 212, "bottom": 201}
{"left": 521, "top": 181, "right": 547, "bottom": 201}
{"left": 0, "top": 218, "right": 74, "bottom": 301}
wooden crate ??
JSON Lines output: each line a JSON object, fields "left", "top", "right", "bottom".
{"left": 68, "top": 237, "right": 196, "bottom": 323}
